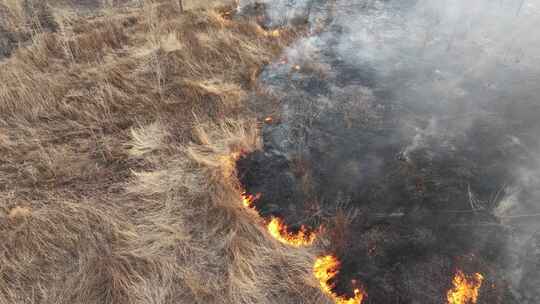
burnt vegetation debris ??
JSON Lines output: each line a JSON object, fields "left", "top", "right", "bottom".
{"left": 237, "top": 0, "right": 540, "bottom": 303}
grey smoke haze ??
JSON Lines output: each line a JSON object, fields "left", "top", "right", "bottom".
{"left": 332, "top": 4, "right": 540, "bottom": 301}
{"left": 241, "top": 0, "right": 540, "bottom": 302}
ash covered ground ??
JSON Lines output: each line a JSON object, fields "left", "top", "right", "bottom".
{"left": 237, "top": 1, "right": 540, "bottom": 303}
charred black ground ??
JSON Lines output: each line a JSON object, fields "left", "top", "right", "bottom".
{"left": 236, "top": 1, "right": 540, "bottom": 303}
{"left": 237, "top": 87, "right": 520, "bottom": 304}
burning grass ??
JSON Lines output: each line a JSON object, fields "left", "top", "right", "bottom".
{"left": 313, "top": 255, "right": 367, "bottom": 304}
{"left": 1, "top": 1, "right": 504, "bottom": 303}
{"left": 266, "top": 216, "right": 318, "bottom": 247}
{"left": 447, "top": 270, "right": 484, "bottom": 304}
{"left": 238, "top": 163, "right": 319, "bottom": 248}
{"left": 236, "top": 151, "right": 370, "bottom": 303}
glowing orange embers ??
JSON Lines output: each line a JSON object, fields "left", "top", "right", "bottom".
{"left": 266, "top": 217, "right": 318, "bottom": 247}
{"left": 314, "top": 255, "right": 366, "bottom": 304}
{"left": 447, "top": 270, "right": 484, "bottom": 304}
{"left": 241, "top": 192, "right": 261, "bottom": 208}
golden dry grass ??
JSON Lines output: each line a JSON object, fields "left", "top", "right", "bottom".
{"left": 0, "top": 1, "right": 328, "bottom": 303}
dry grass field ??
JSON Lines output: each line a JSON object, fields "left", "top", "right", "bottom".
{"left": 0, "top": 1, "right": 328, "bottom": 303}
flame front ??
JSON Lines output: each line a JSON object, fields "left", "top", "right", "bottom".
{"left": 241, "top": 192, "right": 260, "bottom": 208}
{"left": 267, "top": 217, "right": 317, "bottom": 247}
{"left": 313, "top": 255, "right": 366, "bottom": 304}
{"left": 447, "top": 270, "right": 484, "bottom": 304}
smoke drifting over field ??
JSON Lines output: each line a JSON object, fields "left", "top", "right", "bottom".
{"left": 238, "top": 0, "right": 540, "bottom": 303}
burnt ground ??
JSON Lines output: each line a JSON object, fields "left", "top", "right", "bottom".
{"left": 236, "top": 2, "right": 540, "bottom": 303}
{"left": 237, "top": 110, "right": 521, "bottom": 303}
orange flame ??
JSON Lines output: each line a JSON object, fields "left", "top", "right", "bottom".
{"left": 313, "top": 255, "right": 366, "bottom": 304}
{"left": 447, "top": 270, "right": 484, "bottom": 304}
{"left": 241, "top": 192, "right": 261, "bottom": 208}
{"left": 267, "top": 217, "right": 317, "bottom": 247}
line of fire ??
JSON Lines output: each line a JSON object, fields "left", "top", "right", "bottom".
{"left": 228, "top": 0, "right": 539, "bottom": 303}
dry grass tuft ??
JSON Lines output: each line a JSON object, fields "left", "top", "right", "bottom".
{"left": 0, "top": 1, "right": 325, "bottom": 303}
{"left": 7, "top": 206, "right": 31, "bottom": 219}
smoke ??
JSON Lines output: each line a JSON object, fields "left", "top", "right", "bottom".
{"left": 331, "top": 3, "right": 540, "bottom": 301}
{"left": 334, "top": 0, "right": 540, "bottom": 140}
{"left": 239, "top": 0, "right": 540, "bottom": 303}
{"left": 498, "top": 155, "right": 540, "bottom": 302}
